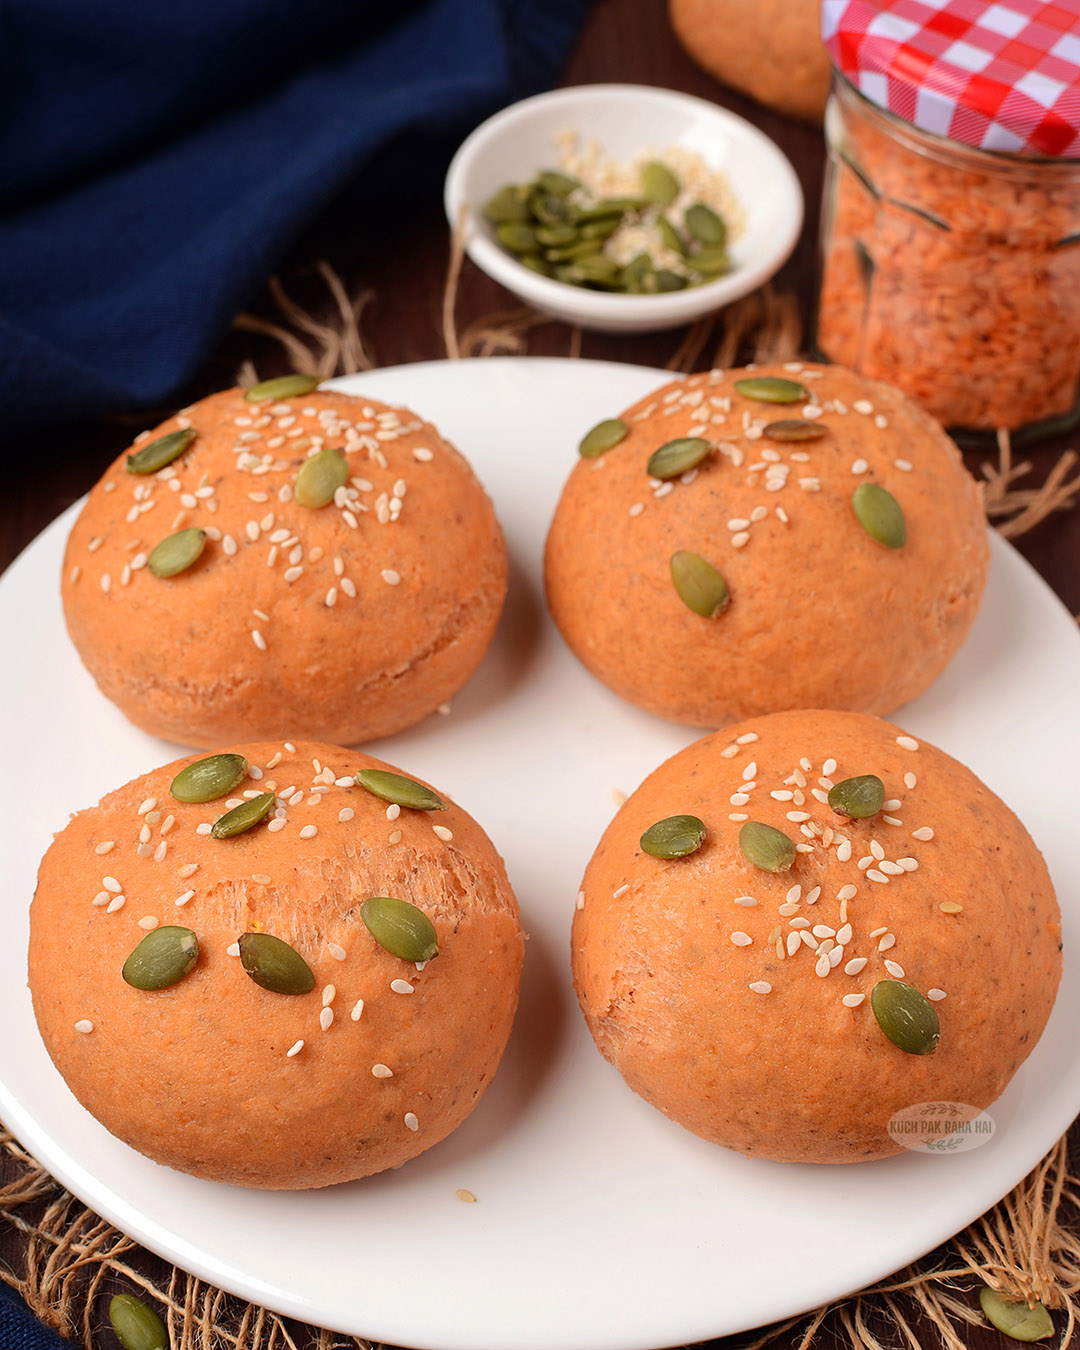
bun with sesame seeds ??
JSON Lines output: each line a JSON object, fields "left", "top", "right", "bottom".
{"left": 544, "top": 363, "right": 989, "bottom": 728}
{"left": 571, "top": 709, "right": 1061, "bottom": 1164}
{"left": 29, "top": 741, "right": 523, "bottom": 1188}
{"left": 61, "top": 383, "right": 507, "bottom": 748}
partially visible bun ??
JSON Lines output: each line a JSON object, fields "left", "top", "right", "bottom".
{"left": 30, "top": 741, "right": 523, "bottom": 1189}
{"left": 62, "top": 386, "right": 507, "bottom": 748}
{"left": 669, "top": 0, "right": 831, "bottom": 123}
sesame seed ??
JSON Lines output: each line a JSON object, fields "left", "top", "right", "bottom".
{"left": 388, "top": 829, "right": 402, "bottom": 844}
{"left": 837, "top": 884, "right": 857, "bottom": 902}
{"left": 874, "top": 414, "right": 888, "bottom": 429}
{"left": 879, "top": 860, "right": 904, "bottom": 876}
{"left": 286, "top": 1040, "right": 304, "bottom": 1058}
{"left": 786, "top": 811, "right": 811, "bottom": 823}
{"left": 404, "top": 1112, "right": 419, "bottom": 1132}
{"left": 731, "top": 532, "right": 750, "bottom": 549}
{"left": 815, "top": 954, "right": 831, "bottom": 977}
{"left": 733, "top": 895, "right": 757, "bottom": 907}
{"left": 785, "top": 932, "right": 801, "bottom": 956}
{"left": 177, "top": 862, "right": 199, "bottom": 879}
{"left": 338, "top": 808, "right": 355, "bottom": 823}
{"left": 74, "top": 1018, "right": 95, "bottom": 1034}
{"left": 175, "top": 890, "right": 195, "bottom": 907}
{"left": 92, "top": 891, "right": 110, "bottom": 906}
{"left": 897, "top": 857, "right": 919, "bottom": 871}
{"left": 805, "top": 886, "right": 821, "bottom": 904}
{"left": 251, "top": 629, "right": 267, "bottom": 651}
{"left": 878, "top": 933, "right": 897, "bottom": 951}
{"left": 94, "top": 841, "right": 115, "bottom": 855}
{"left": 380, "top": 569, "right": 401, "bottom": 586}
{"left": 433, "top": 824, "right": 453, "bottom": 841}
{"left": 912, "top": 826, "right": 935, "bottom": 841}
{"left": 730, "top": 932, "right": 752, "bottom": 947}
{"left": 413, "top": 447, "right": 433, "bottom": 461}
{"left": 842, "top": 993, "right": 866, "bottom": 1008}
{"left": 853, "top": 399, "right": 874, "bottom": 415}
{"left": 939, "top": 901, "right": 963, "bottom": 914}
{"left": 895, "top": 458, "right": 913, "bottom": 472}
{"left": 319, "top": 1007, "right": 334, "bottom": 1032}
{"left": 456, "top": 1188, "right": 477, "bottom": 1202}
{"left": 729, "top": 792, "right": 750, "bottom": 806}
{"left": 867, "top": 869, "right": 889, "bottom": 884}
{"left": 882, "top": 815, "right": 903, "bottom": 827}
{"left": 299, "top": 825, "right": 317, "bottom": 839}
{"left": 372, "top": 1063, "right": 393, "bottom": 1078}
{"left": 328, "top": 943, "right": 347, "bottom": 961}
{"left": 896, "top": 736, "right": 919, "bottom": 752}
{"left": 904, "top": 772, "right": 917, "bottom": 790}
{"left": 153, "top": 841, "right": 167, "bottom": 862}
{"left": 802, "top": 403, "right": 823, "bottom": 420}
{"left": 785, "top": 884, "right": 802, "bottom": 904}
{"left": 836, "top": 840, "right": 853, "bottom": 862}
{"left": 102, "top": 876, "right": 122, "bottom": 893}
{"left": 778, "top": 902, "right": 800, "bottom": 916}
{"left": 385, "top": 803, "right": 401, "bottom": 822}
{"left": 851, "top": 459, "right": 869, "bottom": 475}
{"left": 927, "top": 988, "right": 947, "bottom": 1001}
{"left": 391, "top": 979, "right": 415, "bottom": 994}
{"left": 884, "top": 959, "right": 905, "bottom": 978}
{"left": 267, "top": 817, "right": 286, "bottom": 833}
{"left": 795, "top": 843, "right": 814, "bottom": 854}
{"left": 770, "top": 790, "right": 793, "bottom": 801}
{"left": 613, "top": 884, "right": 629, "bottom": 899}
{"left": 138, "top": 916, "right": 158, "bottom": 930}
{"left": 870, "top": 840, "right": 885, "bottom": 860}
{"left": 749, "top": 981, "right": 772, "bottom": 995}
{"left": 835, "top": 923, "right": 853, "bottom": 945}
{"left": 844, "top": 957, "right": 867, "bottom": 975}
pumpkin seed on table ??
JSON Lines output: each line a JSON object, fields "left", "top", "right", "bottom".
{"left": 763, "top": 419, "right": 826, "bottom": 442}
{"left": 647, "top": 436, "right": 710, "bottom": 480}
{"left": 870, "top": 980, "right": 939, "bottom": 1055}
{"left": 239, "top": 932, "right": 315, "bottom": 995}
{"left": 978, "top": 1288, "right": 1054, "bottom": 1342}
{"left": 684, "top": 202, "right": 727, "bottom": 247}
{"left": 640, "top": 814, "right": 706, "bottom": 859}
{"left": 122, "top": 927, "right": 199, "bottom": 991}
{"left": 294, "top": 446, "right": 349, "bottom": 508}
{"left": 670, "top": 550, "right": 729, "bottom": 618}
{"left": 738, "top": 821, "right": 796, "bottom": 873}
{"left": 852, "top": 482, "right": 907, "bottom": 549}
{"left": 641, "top": 161, "right": 680, "bottom": 207}
{"left": 147, "top": 528, "right": 205, "bottom": 578}
{"left": 355, "top": 768, "right": 447, "bottom": 811}
{"left": 244, "top": 373, "right": 320, "bottom": 403}
{"left": 733, "top": 376, "right": 809, "bottom": 404}
{"left": 579, "top": 418, "right": 628, "bottom": 459}
{"left": 126, "top": 427, "right": 196, "bottom": 476}
{"left": 828, "top": 774, "right": 885, "bottom": 820}
{"left": 109, "top": 1293, "right": 169, "bottom": 1350}
{"left": 171, "top": 753, "right": 248, "bottom": 804}
{"left": 210, "top": 791, "right": 276, "bottom": 839}
{"left": 360, "top": 896, "right": 439, "bottom": 963}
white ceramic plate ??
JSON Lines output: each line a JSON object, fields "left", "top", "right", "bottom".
{"left": 444, "top": 85, "right": 803, "bottom": 333}
{"left": 1, "top": 359, "right": 1079, "bottom": 1350}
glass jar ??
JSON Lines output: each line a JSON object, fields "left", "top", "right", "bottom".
{"left": 815, "top": 73, "right": 1080, "bottom": 442}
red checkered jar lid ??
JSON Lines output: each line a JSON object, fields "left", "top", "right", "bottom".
{"left": 823, "top": 0, "right": 1080, "bottom": 157}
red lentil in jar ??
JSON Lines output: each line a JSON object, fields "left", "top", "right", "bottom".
{"left": 816, "top": 0, "right": 1080, "bottom": 440}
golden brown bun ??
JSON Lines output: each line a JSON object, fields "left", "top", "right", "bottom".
{"left": 572, "top": 710, "right": 1061, "bottom": 1163}
{"left": 669, "top": 0, "right": 831, "bottom": 122}
{"left": 30, "top": 741, "right": 523, "bottom": 1188}
{"left": 544, "top": 363, "right": 989, "bottom": 727}
{"left": 62, "top": 388, "right": 507, "bottom": 747}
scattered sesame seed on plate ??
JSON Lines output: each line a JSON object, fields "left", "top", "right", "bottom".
{"left": 433, "top": 825, "right": 453, "bottom": 841}
{"left": 372, "top": 1063, "right": 393, "bottom": 1078}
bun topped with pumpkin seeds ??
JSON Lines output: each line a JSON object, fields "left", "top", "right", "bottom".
{"left": 61, "top": 379, "right": 507, "bottom": 747}
{"left": 544, "top": 362, "right": 988, "bottom": 728}
{"left": 29, "top": 740, "right": 523, "bottom": 1188}
{"left": 572, "top": 709, "right": 1061, "bottom": 1163}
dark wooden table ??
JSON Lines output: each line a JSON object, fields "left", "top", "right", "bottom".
{"left": 3, "top": 1, "right": 1078, "bottom": 1347}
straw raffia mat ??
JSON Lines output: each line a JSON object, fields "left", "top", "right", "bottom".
{"left": 4, "top": 258, "right": 1080, "bottom": 1350}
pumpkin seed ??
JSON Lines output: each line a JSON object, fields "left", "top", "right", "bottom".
{"left": 640, "top": 814, "right": 706, "bottom": 859}
{"left": 579, "top": 418, "right": 629, "bottom": 459}
{"left": 239, "top": 932, "right": 315, "bottom": 995}
{"left": 294, "top": 447, "right": 349, "bottom": 508}
{"left": 642, "top": 268, "right": 686, "bottom": 292}
{"left": 569, "top": 254, "right": 622, "bottom": 286}
{"left": 482, "top": 185, "right": 531, "bottom": 224}
{"left": 496, "top": 221, "right": 538, "bottom": 254}
{"left": 122, "top": 927, "right": 199, "bottom": 992}
{"left": 537, "top": 170, "right": 579, "bottom": 197}
{"left": 641, "top": 161, "right": 680, "bottom": 206}
{"left": 684, "top": 203, "right": 727, "bottom": 247}
{"left": 109, "top": 1293, "right": 169, "bottom": 1350}
{"left": 647, "top": 436, "right": 710, "bottom": 480}
{"left": 360, "top": 896, "right": 439, "bottom": 963}
{"left": 244, "top": 374, "right": 320, "bottom": 403}
{"left": 691, "top": 247, "right": 730, "bottom": 276}
{"left": 733, "top": 376, "right": 808, "bottom": 404}
{"left": 870, "top": 980, "right": 940, "bottom": 1055}
{"left": 210, "top": 792, "right": 276, "bottom": 839}
{"left": 657, "top": 214, "right": 685, "bottom": 255}
{"left": 546, "top": 238, "right": 603, "bottom": 263}
{"left": 978, "top": 1288, "right": 1054, "bottom": 1342}
{"left": 738, "top": 821, "right": 795, "bottom": 872}
{"left": 828, "top": 774, "right": 885, "bottom": 820}
{"left": 621, "top": 253, "right": 653, "bottom": 291}
{"left": 531, "top": 191, "right": 576, "bottom": 226}
{"left": 762, "top": 419, "right": 826, "bottom": 442}
{"left": 579, "top": 217, "right": 620, "bottom": 241}
{"left": 670, "top": 550, "right": 729, "bottom": 618}
{"left": 519, "top": 255, "right": 553, "bottom": 277}
{"left": 171, "top": 753, "right": 249, "bottom": 804}
{"left": 147, "top": 528, "right": 206, "bottom": 578}
{"left": 535, "top": 225, "right": 578, "bottom": 247}
{"left": 355, "top": 768, "right": 447, "bottom": 812}
{"left": 577, "top": 197, "right": 645, "bottom": 221}
{"left": 852, "top": 482, "right": 907, "bottom": 549}
{"left": 126, "top": 428, "right": 196, "bottom": 476}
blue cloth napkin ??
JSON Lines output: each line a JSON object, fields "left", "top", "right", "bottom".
{"left": 0, "top": 1282, "right": 72, "bottom": 1348}
{"left": 0, "top": 0, "right": 594, "bottom": 438}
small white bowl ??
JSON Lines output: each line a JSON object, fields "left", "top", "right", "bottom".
{"left": 444, "top": 83, "right": 804, "bottom": 335}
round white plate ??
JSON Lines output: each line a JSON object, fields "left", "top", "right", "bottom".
{"left": 1, "top": 359, "right": 1078, "bottom": 1350}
